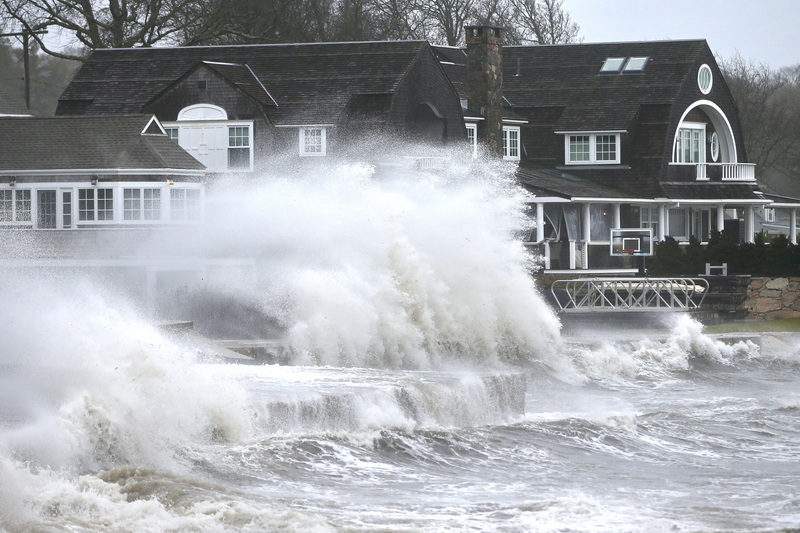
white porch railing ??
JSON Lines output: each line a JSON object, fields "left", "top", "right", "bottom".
{"left": 695, "top": 163, "right": 756, "bottom": 181}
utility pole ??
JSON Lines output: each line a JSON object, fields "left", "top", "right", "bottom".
{"left": 0, "top": 29, "right": 48, "bottom": 110}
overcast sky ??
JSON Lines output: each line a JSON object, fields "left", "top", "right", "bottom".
{"left": 568, "top": 0, "right": 799, "bottom": 68}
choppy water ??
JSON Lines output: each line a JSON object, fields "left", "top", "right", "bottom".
{"left": 2, "top": 154, "right": 799, "bottom": 532}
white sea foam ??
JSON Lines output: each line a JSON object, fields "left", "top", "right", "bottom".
{"left": 566, "top": 314, "right": 761, "bottom": 384}
{"left": 161, "top": 154, "right": 564, "bottom": 369}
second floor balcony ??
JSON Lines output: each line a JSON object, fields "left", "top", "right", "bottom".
{"left": 668, "top": 162, "right": 756, "bottom": 182}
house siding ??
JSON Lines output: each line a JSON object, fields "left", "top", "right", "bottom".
{"left": 389, "top": 48, "right": 466, "bottom": 142}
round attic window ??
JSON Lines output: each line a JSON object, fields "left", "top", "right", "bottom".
{"left": 698, "top": 64, "right": 713, "bottom": 94}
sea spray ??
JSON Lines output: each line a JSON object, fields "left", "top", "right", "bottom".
{"left": 0, "top": 276, "right": 253, "bottom": 473}
{"left": 153, "top": 152, "right": 563, "bottom": 369}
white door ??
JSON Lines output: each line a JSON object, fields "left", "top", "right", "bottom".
{"left": 179, "top": 124, "right": 227, "bottom": 172}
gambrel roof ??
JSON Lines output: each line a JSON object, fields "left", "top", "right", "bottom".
{"left": 58, "top": 40, "right": 437, "bottom": 125}
{"left": 503, "top": 39, "right": 710, "bottom": 131}
{"left": 0, "top": 115, "right": 205, "bottom": 172}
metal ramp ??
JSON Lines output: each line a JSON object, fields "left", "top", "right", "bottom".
{"left": 551, "top": 277, "right": 709, "bottom": 314}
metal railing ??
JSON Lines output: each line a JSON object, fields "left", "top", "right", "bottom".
{"left": 550, "top": 277, "right": 709, "bottom": 313}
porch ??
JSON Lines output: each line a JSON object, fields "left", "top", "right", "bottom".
{"left": 525, "top": 198, "right": 785, "bottom": 272}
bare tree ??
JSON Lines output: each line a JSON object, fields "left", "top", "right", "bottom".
{"left": 720, "top": 53, "right": 800, "bottom": 177}
{"left": 418, "top": 0, "right": 474, "bottom": 46}
{"left": 0, "top": 0, "right": 232, "bottom": 60}
{"left": 2, "top": 0, "right": 582, "bottom": 57}
{"left": 511, "top": 0, "right": 579, "bottom": 44}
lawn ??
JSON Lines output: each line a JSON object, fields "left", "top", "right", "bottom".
{"left": 703, "top": 317, "right": 800, "bottom": 334}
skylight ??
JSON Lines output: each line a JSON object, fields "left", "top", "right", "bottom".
{"left": 600, "top": 57, "right": 626, "bottom": 73}
{"left": 623, "top": 57, "right": 649, "bottom": 72}
{"left": 600, "top": 56, "right": 650, "bottom": 74}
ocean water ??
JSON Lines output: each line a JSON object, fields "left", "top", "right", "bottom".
{"left": 2, "top": 153, "right": 799, "bottom": 532}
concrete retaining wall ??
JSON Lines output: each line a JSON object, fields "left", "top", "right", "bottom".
{"left": 744, "top": 277, "right": 800, "bottom": 320}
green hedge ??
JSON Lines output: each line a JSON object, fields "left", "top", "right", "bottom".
{"left": 647, "top": 231, "right": 800, "bottom": 276}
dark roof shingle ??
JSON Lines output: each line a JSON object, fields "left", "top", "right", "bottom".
{"left": 0, "top": 115, "right": 204, "bottom": 172}
{"left": 60, "top": 41, "right": 431, "bottom": 125}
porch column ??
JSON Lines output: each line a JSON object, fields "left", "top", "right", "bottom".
{"left": 657, "top": 205, "right": 667, "bottom": 241}
{"left": 582, "top": 203, "right": 591, "bottom": 270}
{"left": 535, "top": 202, "right": 545, "bottom": 243}
{"left": 582, "top": 203, "right": 591, "bottom": 244}
{"left": 568, "top": 239, "right": 576, "bottom": 269}
{"left": 613, "top": 203, "right": 621, "bottom": 229}
{"left": 791, "top": 209, "right": 798, "bottom": 245}
{"left": 716, "top": 205, "right": 725, "bottom": 233}
{"left": 745, "top": 205, "right": 755, "bottom": 243}
{"left": 543, "top": 241, "right": 551, "bottom": 269}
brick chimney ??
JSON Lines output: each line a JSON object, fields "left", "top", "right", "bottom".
{"left": 465, "top": 25, "right": 504, "bottom": 155}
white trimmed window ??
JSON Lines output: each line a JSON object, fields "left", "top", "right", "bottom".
{"left": 165, "top": 127, "right": 179, "bottom": 142}
{"left": 503, "top": 125, "right": 520, "bottom": 161}
{"left": 0, "top": 189, "right": 31, "bottom": 223}
{"left": 565, "top": 133, "right": 620, "bottom": 164}
{"left": 170, "top": 188, "right": 201, "bottom": 221}
{"left": 710, "top": 131, "right": 719, "bottom": 162}
{"left": 674, "top": 122, "right": 706, "bottom": 164}
{"left": 300, "top": 127, "right": 327, "bottom": 156}
{"left": 78, "top": 188, "right": 113, "bottom": 221}
{"left": 466, "top": 123, "right": 478, "bottom": 158}
{"left": 698, "top": 64, "right": 713, "bottom": 94}
{"left": 124, "top": 188, "right": 162, "bottom": 221}
{"left": 228, "top": 126, "right": 251, "bottom": 169}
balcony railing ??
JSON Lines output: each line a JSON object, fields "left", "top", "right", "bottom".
{"left": 696, "top": 163, "right": 756, "bottom": 181}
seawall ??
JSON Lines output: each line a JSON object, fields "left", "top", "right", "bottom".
{"left": 744, "top": 277, "right": 800, "bottom": 321}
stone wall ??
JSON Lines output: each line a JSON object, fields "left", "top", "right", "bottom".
{"left": 744, "top": 277, "right": 800, "bottom": 320}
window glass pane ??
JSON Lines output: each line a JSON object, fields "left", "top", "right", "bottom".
{"left": 79, "top": 189, "right": 95, "bottom": 221}
{"left": 16, "top": 190, "right": 31, "bottom": 222}
{"left": 600, "top": 57, "right": 626, "bottom": 72}
{"left": 304, "top": 128, "right": 323, "bottom": 153}
{"left": 595, "top": 134, "right": 617, "bottom": 161}
{"left": 668, "top": 208, "right": 687, "bottom": 238}
{"left": 569, "top": 135, "right": 590, "bottom": 162}
{"left": 62, "top": 191, "right": 72, "bottom": 228}
{"left": 623, "top": 57, "right": 648, "bottom": 71}
{"left": 590, "top": 204, "right": 612, "bottom": 241}
{"left": 144, "top": 189, "right": 161, "bottom": 220}
{"left": 0, "top": 190, "right": 11, "bottom": 222}
{"left": 97, "top": 188, "right": 113, "bottom": 221}
{"left": 124, "top": 188, "right": 141, "bottom": 220}
{"left": 171, "top": 188, "right": 186, "bottom": 221}
{"left": 228, "top": 148, "right": 250, "bottom": 169}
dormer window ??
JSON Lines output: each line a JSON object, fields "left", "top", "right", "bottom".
{"left": 565, "top": 133, "right": 620, "bottom": 164}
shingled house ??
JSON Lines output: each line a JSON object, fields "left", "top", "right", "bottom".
{"left": 438, "top": 32, "right": 798, "bottom": 271}
{"left": 56, "top": 41, "right": 465, "bottom": 173}
{"left": 54, "top": 30, "right": 798, "bottom": 272}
